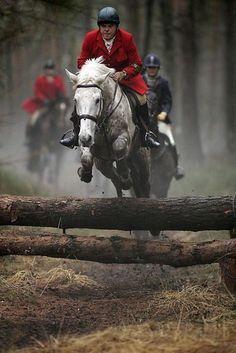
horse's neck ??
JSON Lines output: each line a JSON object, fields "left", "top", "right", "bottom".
{"left": 101, "top": 77, "right": 135, "bottom": 140}
{"left": 103, "top": 78, "right": 121, "bottom": 108}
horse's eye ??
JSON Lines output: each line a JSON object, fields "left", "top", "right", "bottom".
{"left": 95, "top": 98, "right": 100, "bottom": 104}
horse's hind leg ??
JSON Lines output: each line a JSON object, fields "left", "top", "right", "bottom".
{"left": 116, "top": 158, "right": 133, "bottom": 190}
{"left": 94, "top": 159, "right": 123, "bottom": 197}
{"left": 128, "top": 148, "right": 151, "bottom": 239}
{"left": 129, "top": 148, "right": 150, "bottom": 198}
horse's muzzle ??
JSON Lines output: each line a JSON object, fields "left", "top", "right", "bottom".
{"left": 79, "top": 133, "right": 93, "bottom": 147}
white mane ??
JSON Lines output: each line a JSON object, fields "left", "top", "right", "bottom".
{"left": 77, "top": 56, "right": 115, "bottom": 85}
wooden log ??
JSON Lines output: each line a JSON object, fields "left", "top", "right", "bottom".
{"left": 0, "top": 194, "right": 235, "bottom": 231}
{"left": 220, "top": 227, "right": 236, "bottom": 295}
{"left": 0, "top": 230, "right": 236, "bottom": 267}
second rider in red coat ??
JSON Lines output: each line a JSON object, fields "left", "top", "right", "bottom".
{"left": 60, "top": 6, "right": 160, "bottom": 149}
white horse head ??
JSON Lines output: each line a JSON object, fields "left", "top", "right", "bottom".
{"left": 66, "top": 57, "right": 115, "bottom": 147}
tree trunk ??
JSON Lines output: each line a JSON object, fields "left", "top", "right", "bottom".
{"left": 143, "top": 0, "right": 154, "bottom": 55}
{"left": 125, "top": 0, "right": 141, "bottom": 47}
{"left": 220, "top": 227, "right": 236, "bottom": 295}
{"left": 0, "top": 195, "right": 235, "bottom": 231}
{"left": 224, "top": 0, "right": 236, "bottom": 157}
{"left": 83, "top": 0, "right": 93, "bottom": 33}
{"left": 159, "top": 0, "right": 174, "bottom": 80}
{"left": 176, "top": 0, "right": 204, "bottom": 163}
{"left": 0, "top": 230, "right": 235, "bottom": 267}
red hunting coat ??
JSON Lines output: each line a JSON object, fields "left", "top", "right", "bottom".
{"left": 77, "top": 28, "right": 148, "bottom": 95}
{"left": 22, "top": 75, "right": 66, "bottom": 114}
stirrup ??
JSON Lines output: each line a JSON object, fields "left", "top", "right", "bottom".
{"left": 144, "top": 132, "right": 160, "bottom": 148}
{"left": 60, "top": 130, "right": 77, "bottom": 149}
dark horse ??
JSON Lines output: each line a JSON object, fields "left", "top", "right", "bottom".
{"left": 150, "top": 125, "right": 176, "bottom": 199}
{"left": 26, "top": 98, "right": 68, "bottom": 186}
{"left": 148, "top": 117, "right": 176, "bottom": 237}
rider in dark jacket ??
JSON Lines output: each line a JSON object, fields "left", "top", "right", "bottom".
{"left": 143, "top": 53, "right": 184, "bottom": 180}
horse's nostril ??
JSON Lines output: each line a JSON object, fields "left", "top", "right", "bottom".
{"left": 79, "top": 133, "right": 92, "bottom": 146}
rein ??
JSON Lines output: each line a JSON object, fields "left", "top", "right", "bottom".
{"left": 98, "top": 81, "right": 122, "bottom": 128}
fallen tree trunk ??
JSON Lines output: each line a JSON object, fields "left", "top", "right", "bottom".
{"left": 220, "top": 228, "right": 236, "bottom": 295}
{"left": 0, "top": 194, "right": 235, "bottom": 231}
{"left": 0, "top": 230, "right": 235, "bottom": 267}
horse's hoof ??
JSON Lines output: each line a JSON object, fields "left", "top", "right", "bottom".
{"left": 77, "top": 167, "right": 92, "bottom": 183}
{"left": 150, "top": 230, "right": 169, "bottom": 239}
{"left": 159, "top": 232, "right": 169, "bottom": 240}
{"left": 120, "top": 176, "right": 133, "bottom": 190}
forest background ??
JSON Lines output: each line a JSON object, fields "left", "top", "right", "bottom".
{"left": 0, "top": 0, "right": 235, "bottom": 195}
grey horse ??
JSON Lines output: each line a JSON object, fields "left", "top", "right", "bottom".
{"left": 66, "top": 57, "right": 150, "bottom": 198}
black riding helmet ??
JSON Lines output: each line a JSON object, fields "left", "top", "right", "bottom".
{"left": 97, "top": 7, "right": 120, "bottom": 26}
{"left": 43, "top": 59, "right": 55, "bottom": 70}
{"left": 144, "top": 54, "right": 161, "bottom": 68}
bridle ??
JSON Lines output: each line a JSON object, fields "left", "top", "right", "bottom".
{"left": 76, "top": 84, "right": 103, "bottom": 124}
{"left": 75, "top": 81, "right": 123, "bottom": 129}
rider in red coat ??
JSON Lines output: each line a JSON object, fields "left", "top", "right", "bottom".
{"left": 60, "top": 6, "right": 160, "bottom": 149}
{"left": 77, "top": 28, "right": 147, "bottom": 95}
{"left": 22, "top": 60, "right": 66, "bottom": 116}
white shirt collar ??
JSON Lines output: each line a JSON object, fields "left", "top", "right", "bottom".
{"left": 103, "top": 36, "right": 116, "bottom": 53}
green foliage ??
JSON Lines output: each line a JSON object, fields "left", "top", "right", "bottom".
{"left": 0, "top": 168, "right": 44, "bottom": 195}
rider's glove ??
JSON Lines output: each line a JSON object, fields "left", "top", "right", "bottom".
{"left": 113, "top": 71, "right": 127, "bottom": 82}
{"left": 157, "top": 112, "right": 167, "bottom": 121}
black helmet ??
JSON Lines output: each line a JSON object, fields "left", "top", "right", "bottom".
{"left": 43, "top": 59, "right": 55, "bottom": 70}
{"left": 144, "top": 54, "right": 161, "bottom": 68}
{"left": 97, "top": 7, "right": 120, "bottom": 26}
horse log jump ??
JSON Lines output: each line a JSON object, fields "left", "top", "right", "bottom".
{"left": 0, "top": 195, "right": 235, "bottom": 231}
{"left": 0, "top": 230, "right": 235, "bottom": 267}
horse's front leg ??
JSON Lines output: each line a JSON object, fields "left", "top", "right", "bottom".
{"left": 77, "top": 147, "right": 93, "bottom": 183}
{"left": 112, "top": 135, "right": 132, "bottom": 189}
{"left": 94, "top": 158, "right": 123, "bottom": 197}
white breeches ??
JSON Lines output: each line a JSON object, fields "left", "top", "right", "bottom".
{"left": 158, "top": 121, "right": 175, "bottom": 146}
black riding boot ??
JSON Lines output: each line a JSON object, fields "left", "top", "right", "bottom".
{"left": 60, "top": 106, "right": 79, "bottom": 148}
{"left": 139, "top": 103, "right": 160, "bottom": 148}
{"left": 170, "top": 145, "right": 185, "bottom": 180}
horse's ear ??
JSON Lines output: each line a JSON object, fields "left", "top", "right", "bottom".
{"left": 65, "top": 69, "right": 78, "bottom": 84}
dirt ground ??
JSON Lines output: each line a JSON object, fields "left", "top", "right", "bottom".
{"left": 0, "top": 230, "right": 236, "bottom": 352}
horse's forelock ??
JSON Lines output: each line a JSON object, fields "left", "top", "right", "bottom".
{"left": 78, "top": 58, "right": 114, "bottom": 85}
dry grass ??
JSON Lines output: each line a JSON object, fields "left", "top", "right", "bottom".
{"left": 1, "top": 238, "right": 236, "bottom": 353}
{"left": 0, "top": 270, "right": 37, "bottom": 301}
{"left": 36, "top": 267, "right": 104, "bottom": 293}
{"left": 10, "top": 322, "right": 236, "bottom": 353}
{"left": 0, "top": 265, "right": 103, "bottom": 301}
{"left": 145, "top": 284, "right": 236, "bottom": 322}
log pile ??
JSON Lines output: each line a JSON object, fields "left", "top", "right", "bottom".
{"left": 1, "top": 194, "right": 236, "bottom": 294}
